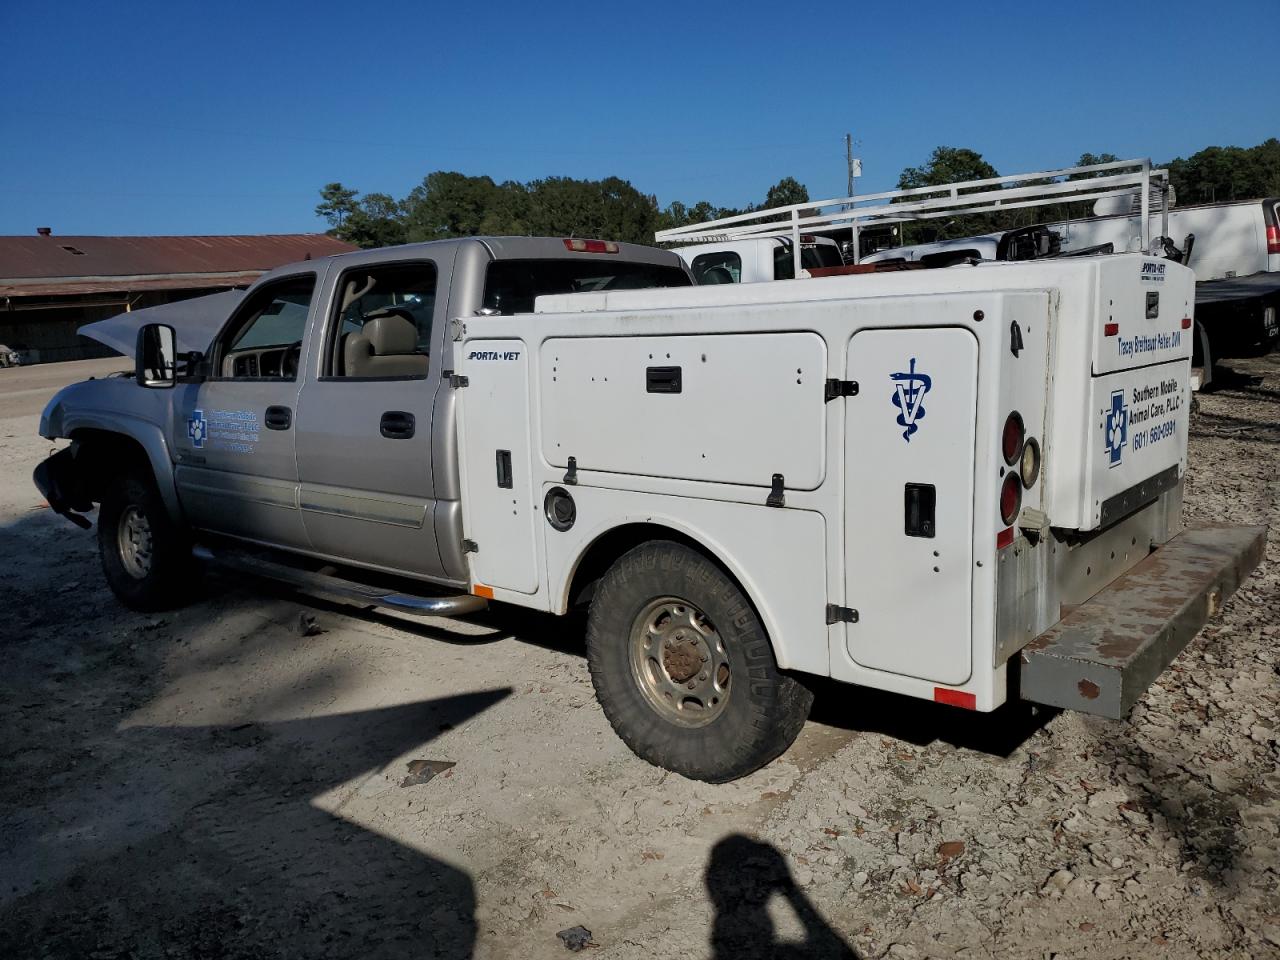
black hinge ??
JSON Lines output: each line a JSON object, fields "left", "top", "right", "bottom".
{"left": 766, "top": 473, "right": 785, "bottom": 508}
{"left": 461, "top": 539, "right": 479, "bottom": 554}
{"left": 826, "top": 604, "right": 859, "bottom": 625}
{"left": 825, "top": 379, "right": 859, "bottom": 402}
{"left": 563, "top": 456, "right": 579, "bottom": 485}
{"left": 447, "top": 372, "right": 469, "bottom": 388}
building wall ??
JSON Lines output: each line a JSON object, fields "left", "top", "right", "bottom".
{"left": 1, "top": 287, "right": 238, "bottom": 363}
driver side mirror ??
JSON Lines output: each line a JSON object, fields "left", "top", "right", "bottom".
{"left": 135, "top": 323, "right": 176, "bottom": 389}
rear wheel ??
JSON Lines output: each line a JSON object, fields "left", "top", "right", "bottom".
{"left": 586, "top": 540, "right": 812, "bottom": 782}
{"left": 98, "top": 469, "right": 197, "bottom": 611}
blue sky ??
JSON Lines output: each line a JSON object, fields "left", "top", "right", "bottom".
{"left": 1, "top": 0, "right": 1275, "bottom": 237}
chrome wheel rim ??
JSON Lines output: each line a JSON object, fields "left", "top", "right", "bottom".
{"left": 117, "top": 505, "right": 153, "bottom": 579}
{"left": 628, "top": 597, "right": 731, "bottom": 727}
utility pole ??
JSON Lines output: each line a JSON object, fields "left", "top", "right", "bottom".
{"left": 846, "top": 132, "right": 861, "bottom": 263}
{"left": 846, "top": 133, "right": 855, "bottom": 197}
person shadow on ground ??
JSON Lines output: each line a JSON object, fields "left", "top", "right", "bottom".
{"left": 706, "top": 834, "right": 859, "bottom": 959}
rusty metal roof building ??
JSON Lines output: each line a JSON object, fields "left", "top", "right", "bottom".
{"left": 0, "top": 233, "right": 357, "bottom": 296}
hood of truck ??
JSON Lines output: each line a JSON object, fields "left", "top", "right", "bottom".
{"left": 78, "top": 289, "right": 244, "bottom": 359}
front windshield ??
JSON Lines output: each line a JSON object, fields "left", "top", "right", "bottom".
{"left": 482, "top": 259, "right": 691, "bottom": 315}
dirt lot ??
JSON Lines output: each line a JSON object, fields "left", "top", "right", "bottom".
{"left": 1, "top": 356, "right": 1277, "bottom": 959}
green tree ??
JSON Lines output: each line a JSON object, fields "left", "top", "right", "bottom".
{"left": 898, "top": 147, "right": 998, "bottom": 191}
{"left": 1167, "top": 139, "right": 1280, "bottom": 204}
{"left": 315, "top": 182, "right": 358, "bottom": 231}
{"left": 402, "top": 172, "right": 506, "bottom": 241}
{"left": 896, "top": 147, "right": 1000, "bottom": 242}
{"left": 763, "top": 176, "right": 809, "bottom": 209}
{"left": 341, "top": 193, "right": 407, "bottom": 248}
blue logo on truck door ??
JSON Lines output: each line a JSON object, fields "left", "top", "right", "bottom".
{"left": 187, "top": 409, "right": 207, "bottom": 449}
{"left": 1105, "top": 390, "right": 1128, "bottom": 466}
{"left": 890, "top": 358, "right": 931, "bottom": 442}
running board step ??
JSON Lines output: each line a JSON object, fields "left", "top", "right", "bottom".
{"left": 192, "top": 545, "right": 488, "bottom": 618}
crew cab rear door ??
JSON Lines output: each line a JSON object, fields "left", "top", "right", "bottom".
{"left": 292, "top": 250, "right": 455, "bottom": 579}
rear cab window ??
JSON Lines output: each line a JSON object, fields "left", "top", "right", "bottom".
{"left": 773, "top": 242, "right": 844, "bottom": 280}
{"left": 482, "top": 259, "right": 691, "bottom": 315}
{"left": 690, "top": 251, "right": 742, "bottom": 284}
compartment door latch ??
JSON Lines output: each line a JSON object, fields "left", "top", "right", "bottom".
{"left": 826, "top": 604, "right": 860, "bottom": 625}
{"left": 825, "top": 379, "right": 859, "bottom": 402}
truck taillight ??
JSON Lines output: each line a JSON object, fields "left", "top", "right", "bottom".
{"left": 563, "top": 238, "right": 619, "bottom": 254}
{"left": 1020, "top": 437, "right": 1041, "bottom": 489}
{"left": 1267, "top": 224, "right": 1280, "bottom": 255}
{"left": 1001, "top": 412, "right": 1024, "bottom": 465}
{"left": 1000, "top": 472, "right": 1022, "bottom": 527}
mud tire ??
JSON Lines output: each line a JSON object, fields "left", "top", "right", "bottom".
{"left": 586, "top": 540, "right": 812, "bottom": 782}
{"left": 98, "top": 469, "right": 196, "bottom": 612}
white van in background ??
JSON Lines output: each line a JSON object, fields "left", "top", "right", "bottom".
{"left": 672, "top": 235, "right": 844, "bottom": 284}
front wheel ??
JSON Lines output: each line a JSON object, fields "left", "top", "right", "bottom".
{"left": 98, "top": 469, "right": 197, "bottom": 611}
{"left": 586, "top": 541, "right": 812, "bottom": 782}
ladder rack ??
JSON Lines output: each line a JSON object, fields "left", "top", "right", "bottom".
{"left": 655, "top": 158, "right": 1170, "bottom": 276}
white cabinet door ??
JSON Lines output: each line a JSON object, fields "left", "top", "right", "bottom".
{"left": 844, "top": 327, "right": 978, "bottom": 685}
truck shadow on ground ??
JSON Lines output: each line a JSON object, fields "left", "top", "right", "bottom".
{"left": 806, "top": 677, "right": 1058, "bottom": 758}
{"left": 274, "top": 593, "right": 1052, "bottom": 760}
{"left": 1, "top": 684, "right": 508, "bottom": 959}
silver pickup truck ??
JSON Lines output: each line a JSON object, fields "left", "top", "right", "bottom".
{"left": 35, "top": 236, "right": 690, "bottom": 603}
{"left": 34, "top": 237, "right": 1265, "bottom": 783}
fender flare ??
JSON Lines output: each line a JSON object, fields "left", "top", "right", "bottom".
{"left": 554, "top": 512, "right": 810, "bottom": 673}
{"left": 62, "top": 411, "right": 184, "bottom": 523}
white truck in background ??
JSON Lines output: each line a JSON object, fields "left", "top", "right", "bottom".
{"left": 672, "top": 235, "right": 844, "bottom": 284}
{"left": 856, "top": 189, "right": 1280, "bottom": 359}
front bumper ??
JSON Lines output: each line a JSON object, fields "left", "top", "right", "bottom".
{"left": 1018, "top": 523, "right": 1266, "bottom": 718}
{"left": 33, "top": 445, "right": 94, "bottom": 529}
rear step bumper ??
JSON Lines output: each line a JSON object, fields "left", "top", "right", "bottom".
{"left": 1019, "top": 523, "right": 1266, "bottom": 719}
{"left": 193, "top": 545, "right": 489, "bottom": 618}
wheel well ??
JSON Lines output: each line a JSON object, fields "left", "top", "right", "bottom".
{"left": 565, "top": 522, "right": 743, "bottom": 611}
{"left": 68, "top": 429, "right": 153, "bottom": 501}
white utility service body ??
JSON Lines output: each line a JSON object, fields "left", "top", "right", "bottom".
{"left": 454, "top": 253, "right": 1199, "bottom": 712}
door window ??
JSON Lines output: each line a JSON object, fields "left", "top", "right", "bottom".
{"left": 217, "top": 275, "right": 316, "bottom": 380}
{"left": 324, "top": 262, "right": 437, "bottom": 378}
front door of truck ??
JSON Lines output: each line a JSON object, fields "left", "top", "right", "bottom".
{"left": 843, "top": 326, "right": 978, "bottom": 686}
{"left": 172, "top": 271, "right": 321, "bottom": 549}
{"left": 292, "top": 253, "right": 452, "bottom": 579}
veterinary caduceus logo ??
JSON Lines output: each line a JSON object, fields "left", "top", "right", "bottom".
{"left": 1104, "top": 390, "right": 1127, "bottom": 467}
{"left": 890, "top": 358, "right": 932, "bottom": 442}
{"left": 188, "top": 409, "right": 207, "bottom": 449}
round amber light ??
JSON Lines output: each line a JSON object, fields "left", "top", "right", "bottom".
{"left": 1020, "top": 437, "right": 1041, "bottom": 489}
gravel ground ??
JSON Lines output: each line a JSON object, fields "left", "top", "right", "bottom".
{"left": 0, "top": 354, "right": 1276, "bottom": 959}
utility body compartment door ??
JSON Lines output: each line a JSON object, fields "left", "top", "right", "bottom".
{"left": 843, "top": 326, "right": 978, "bottom": 686}
{"left": 539, "top": 333, "right": 826, "bottom": 489}
{"left": 456, "top": 338, "right": 539, "bottom": 594}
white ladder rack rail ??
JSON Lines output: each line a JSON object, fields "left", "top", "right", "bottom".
{"left": 655, "top": 158, "right": 1170, "bottom": 275}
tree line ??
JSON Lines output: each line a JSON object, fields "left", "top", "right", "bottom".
{"left": 316, "top": 139, "right": 1278, "bottom": 249}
